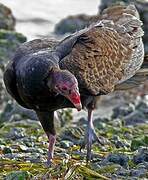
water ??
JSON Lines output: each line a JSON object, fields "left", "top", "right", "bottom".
{"left": 0, "top": 0, "right": 99, "bottom": 40}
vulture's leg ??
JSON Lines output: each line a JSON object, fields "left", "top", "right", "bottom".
{"left": 86, "top": 108, "right": 94, "bottom": 162}
{"left": 80, "top": 97, "right": 103, "bottom": 162}
{"left": 86, "top": 109, "right": 103, "bottom": 162}
{"left": 36, "top": 111, "right": 56, "bottom": 165}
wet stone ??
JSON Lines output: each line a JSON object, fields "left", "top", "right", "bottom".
{"left": 116, "top": 167, "right": 130, "bottom": 176}
{"left": 112, "top": 104, "right": 134, "bottom": 119}
{"left": 130, "top": 167, "right": 147, "bottom": 178}
{"left": 105, "top": 153, "right": 129, "bottom": 167}
{"left": 133, "top": 147, "right": 148, "bottom": 164}
{"left": 124, "top": 110, "right": 147, "bottom": 126}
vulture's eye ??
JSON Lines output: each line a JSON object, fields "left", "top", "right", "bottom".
{"left": 62, "top": 87, "right": 68, "bottom": 91}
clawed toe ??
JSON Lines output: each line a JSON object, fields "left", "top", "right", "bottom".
{"left": 80, "top": 127, "right": 103, "bottom": 162}
{"left": 44, "top": 159, "right": 52, "bottom": 167}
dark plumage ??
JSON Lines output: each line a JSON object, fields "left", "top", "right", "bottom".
{"left": 3, "top": 4, "right": 147, "bottom": 164}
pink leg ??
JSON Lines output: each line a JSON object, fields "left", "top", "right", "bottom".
{"left": 86, "top": 109, "right": 94, "bottom": 162}
{"left": 81, "top": 108, "right": 103, "bottom": 163}
{"left": 47, "top": 134, "right": 56, "bottom": 165}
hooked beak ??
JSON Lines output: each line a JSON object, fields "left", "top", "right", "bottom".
{"left": 65, "top": 90, "right": 82, "bottom": 111}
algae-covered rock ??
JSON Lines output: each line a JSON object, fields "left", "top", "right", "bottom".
{"left": 0, "top": 29, "right": 26, "bottom": 70}
{"left": 5, "top": 171, "right": 31, "bottom": 180}
{"left": 0, "top": 3, "right": 15, "bottom": 30}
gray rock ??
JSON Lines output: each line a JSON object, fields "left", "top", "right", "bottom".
{"left": 105, "top": 153, "right": 129, "bottom": 167}
{"left": 124, "top": 110, "right": 147, "bottom": 125}
{"left": 0, "top": 29, "right": 26, "bottom": 70}
{"left": 112, "top": 104, "right": 134, "bottom": 119}
{"left": 116, "top": 167, "right": 130, "bottom": 176}
{"left": 6, "top": 127, "right": 25, "bottom": 140}
{"left": 0, "top": 3, "right": 15, "bottom": 30}
{"left": 133, "top": 147, "right": 148, "bottom": 164}
{"left": 54, "top": 14, "right": 98, "bottom": 35}
{"left": 130, "top": 167, "right": 147, "bottom": 178}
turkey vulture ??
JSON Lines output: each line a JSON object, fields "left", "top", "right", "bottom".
{"left": 3, "top": 4, "right": 147, "bottom": 164}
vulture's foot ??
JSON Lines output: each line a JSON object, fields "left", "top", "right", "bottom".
{"left": 80, "top": 127, "right": 103, "bottom": 161}
{"left": 80, "top": 109, "right": 103, "bottom": 163}
{"left": 46, "top": 134, "right": 56, "bottom": 166}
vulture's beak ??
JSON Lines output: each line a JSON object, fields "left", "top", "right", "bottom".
{"left": 66, "top": 90, "right": 82, "bottom": 111}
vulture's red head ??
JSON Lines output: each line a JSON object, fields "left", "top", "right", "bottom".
{"left": 49, "top": 68, "right": 82, "bottom": 111}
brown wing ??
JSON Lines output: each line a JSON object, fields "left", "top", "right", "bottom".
{"left": 60, "top": 23, "right": 132, "bottom": 95}
{"left": 60, "top": 4, "right": 144, "bottom": 95}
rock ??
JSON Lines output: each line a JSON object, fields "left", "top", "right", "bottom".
{"left": 105, "top": 153, "right": 129, "bottom": 167}
{"left": 112, "top": 103, "right": 135, "bottom": 119}
{"left": 60, "top": 127, "right": 84, "bottom": 145}
{"left": 112, "top": 135, "right": 130, "bottom": 148}
{"left": 5, "top": 171, "right": 30, "bottom": 179}
{"left": 2, "top": 146, "right": 12, "bottom": 154}
{"left": 6, "top": 127, "right": 25, "bottom": 140}
{"left": 130, "top": 167, "right": 147, "bottom": 178}
{"left": 0, "top": 29, "right": 26, "bottom": 70}
{"left": 0, "top": 3, "right": 15, "bottom": 30}
{"left": 116, "top": 167, "right": 130, "bottom": 176}
{"left": 54, "top": 14, "right": 99, "bottom": 35}
{"left": 124, "top": 110, "right": 147, "bottom": 126}
{"left": 131, "top": 136, "right": 148, "bottom": 151}
{"left": 135, "top": 101, "right": 148, "bottom": 118}
{"left": 133, "top": 147, "right": 148, "bottom": 164}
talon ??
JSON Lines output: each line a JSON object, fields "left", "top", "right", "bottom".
{"left": 80, "top": 109, "right": 103, "bottom": 162}
{"left": 44, "top": 160, "right": 52, "bottom": 167}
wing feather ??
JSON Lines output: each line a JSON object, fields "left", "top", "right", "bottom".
{"left": 60, "top": 4, "right": 144, "bottom": 95}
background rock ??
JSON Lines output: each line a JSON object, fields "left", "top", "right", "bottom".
{"left": 0, "top": 29, "right": 26, "bottom": 70}
{"left": 54, "top": 14, "right": 99, "bottom": 35}
{"left": 0, "top": 3, "right": 15, "bottom": 30}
